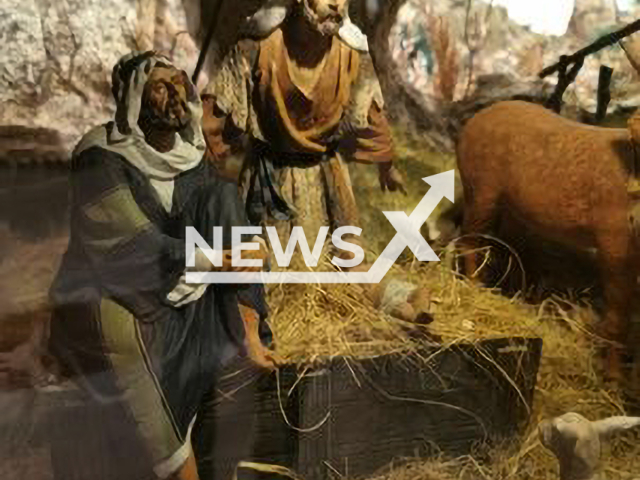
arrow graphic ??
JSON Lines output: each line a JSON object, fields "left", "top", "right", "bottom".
{"left": 187, "top": 170, "right": 455, "bottom": 284}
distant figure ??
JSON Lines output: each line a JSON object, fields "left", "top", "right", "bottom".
{"left": 407, "top": 30, "right": 434, "bottom": 76}
{"left": 48, "top": 51, "right": 276, "bottom": 480}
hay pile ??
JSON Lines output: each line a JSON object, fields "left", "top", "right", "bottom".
{"left": 266, "top": 259, "right": 411, "bottom": 363}
{"left": 266, "top": 251, "right": 640, "bottom": 479}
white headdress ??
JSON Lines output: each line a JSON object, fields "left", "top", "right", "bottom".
{"left": 75, "top": 51, "right": 206, "bottom": 182}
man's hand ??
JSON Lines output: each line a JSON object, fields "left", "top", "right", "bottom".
{"left": 239, "top": 305, "right": 283, "bottom": 371}
{"left": 195, "top": 236, "right": 270, "bottom": 273}
{"left": 201, "top": 95, "right": 231, "bottom": 160}
{"left": 245, "top": 340, "right": 284, "bottom": 371}
{"left": 223, "top": 236, "right": 270, "bottom": 272}
{"left": 379, "top": 163, "right": 406, "bottom": 194}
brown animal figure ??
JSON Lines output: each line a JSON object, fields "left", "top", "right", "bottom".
{"left": 457, "top": 100, "right": 637, "bottom": 381}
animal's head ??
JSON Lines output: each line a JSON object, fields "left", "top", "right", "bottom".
{"left": 139, "top": 62, "right": 196, "bottom": 131}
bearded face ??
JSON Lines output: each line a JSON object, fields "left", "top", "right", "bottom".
{"left": 301, "top": 0, "right": 349, "bottom": 36}
{"left": 140, "top": 64, "right": 193, "bottom": 130}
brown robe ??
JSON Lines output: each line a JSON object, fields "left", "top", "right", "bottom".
{"left": 201, "top": 29, "right": 395, "bottom": 249}
{"left": 250, "top": 28, "right": 393, "bottom": 162}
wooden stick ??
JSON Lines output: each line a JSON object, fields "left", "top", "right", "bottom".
{"left": 539, "top": 18, "right": 640, "bottom": 79}
{"left": 192, "top": 0, "right": 225, "bottom": 85}
{"left": 544, "top": 55, "right": 584, "bottom": 113}
{"left": 594, "top": 65, "right": 613, "bottom": 123}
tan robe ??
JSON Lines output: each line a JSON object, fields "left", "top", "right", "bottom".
{"left": 202, "top": 30, "right": 394, "bottom": 253}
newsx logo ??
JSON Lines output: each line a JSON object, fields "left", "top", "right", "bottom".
{"left": 186, "top": 170, "right": 455, "bottom": 284}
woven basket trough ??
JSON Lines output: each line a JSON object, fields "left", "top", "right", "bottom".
{"left": 224, "top": 336, "right": 543, "bottom": 480}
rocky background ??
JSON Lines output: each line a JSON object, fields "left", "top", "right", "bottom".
{"left": 1, "top": 5, "right": 640, "bottom": 478}
{"left": 0, "top": 0, "right": 207, "bottom": 163}
{"left": 1, "top": 0, "right": 640, "bottom": 160}
{"left": 391, "top": 0, "right": 640, "bottom": 120}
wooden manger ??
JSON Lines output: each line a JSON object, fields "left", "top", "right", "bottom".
{"left": 220, "top": 336, "right": 543, "bottom": 480}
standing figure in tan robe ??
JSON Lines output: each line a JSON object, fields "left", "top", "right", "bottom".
{"left": 201, "top": 0, "right": 431, "bottom": 322}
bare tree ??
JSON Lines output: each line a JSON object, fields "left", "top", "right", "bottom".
{"left": 136, "top": 0, "right": 158, "bottom": 51}
{"left": 463, "top": 0, "right": 493, "bottom": 98}
{"left": 351, "top": 0, "right": 453, "bottom": 150}
{"left": 425, "top": 9, "right": 460, "bottom": 104}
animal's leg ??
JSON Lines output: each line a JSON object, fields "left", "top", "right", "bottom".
{"left": 461, "top": 187, "right": 498, "bottom": 283}
{"left": 601, "top": 273, "right": 631, "bottom": 383}
{"left": 595, "top": 228, "right": 633, "bottom": 382}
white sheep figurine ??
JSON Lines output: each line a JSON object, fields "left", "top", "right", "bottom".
{"left": 539, "top": 412, "right": 640, "bottom": 480}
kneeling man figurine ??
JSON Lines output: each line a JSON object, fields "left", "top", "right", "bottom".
{"left": 49, "top": 51, "right": 276, "bottom": 480}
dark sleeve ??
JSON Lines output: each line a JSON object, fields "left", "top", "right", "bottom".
{"left": 347, "top": 103, "right": 395, "bottom": 164}
{"left": 70, "top": 147, "right": 186, "bottom": 304}
{"left": 339, "top": 52, "right": 395, "bottom": 165}
{"left": 184, "top": 176, "right": 269, "bottom": 320}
